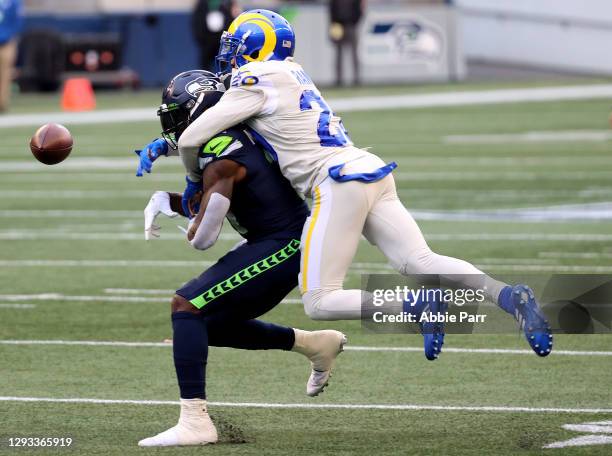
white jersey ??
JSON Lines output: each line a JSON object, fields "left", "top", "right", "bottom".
{"left": 178, "top": 59, "right": 370, "bottom": 197}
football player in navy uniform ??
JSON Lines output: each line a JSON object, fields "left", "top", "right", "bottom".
{"left": 135, "top": 71, "right": 346, "bottom": 447}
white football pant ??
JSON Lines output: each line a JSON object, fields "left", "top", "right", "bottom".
{"left": 299, "top": 153, "right": 507, "bottom": 320}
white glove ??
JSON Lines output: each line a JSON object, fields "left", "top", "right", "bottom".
{"left": 144, "top": 191, "right": 179, "bottom": 240}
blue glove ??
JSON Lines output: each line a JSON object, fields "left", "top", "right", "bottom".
{"left": 135, "top": 138, "right": 169, "bottom": 177}
{"left": 182, "top": 176, "right": 202, "bottom": 218}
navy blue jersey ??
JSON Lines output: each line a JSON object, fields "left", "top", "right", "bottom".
{"left": 199, "top": 127, "right": 309, "bottom": 242}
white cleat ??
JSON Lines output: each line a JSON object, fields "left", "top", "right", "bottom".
{"left": 293, "top": 329, "right": 347, "bottom": 397}
{"left": 138, "top": 398, "right": 218, "bottom": 447}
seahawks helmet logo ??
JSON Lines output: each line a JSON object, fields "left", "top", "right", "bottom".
{"left": 186, "top": 77, "right": 219, "bottom": 97}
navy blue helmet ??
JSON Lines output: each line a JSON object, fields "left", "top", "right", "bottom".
{"left": 157, "top": 70, "right": 225, "bottom": 149}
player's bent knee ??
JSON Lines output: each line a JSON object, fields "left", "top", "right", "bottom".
{"left": 302, "top": 290, "right": 328, "bottom": 321}
{"left": 171, "top": 294, "right": 201, "bottom": 315}
{"left": 399, "top": 247, "right": 438, "bottom": 275}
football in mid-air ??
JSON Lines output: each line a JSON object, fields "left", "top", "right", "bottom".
{"left": 30, "top": 123, "right": 73, "bottom": 165}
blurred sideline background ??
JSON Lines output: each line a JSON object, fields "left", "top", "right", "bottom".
{"left": 4, "top": 0, "right": 612, "bottom": 101}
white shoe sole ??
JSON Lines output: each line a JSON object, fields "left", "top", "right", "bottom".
{"left": 306, "top": 333, "right": 347, "bottom": 397}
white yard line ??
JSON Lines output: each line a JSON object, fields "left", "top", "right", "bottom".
{"left": 0, "top": 157, "right": 183, "bottom": 172}
{"left": 0, "top": 210, "right": 141, "bottom": 218}
{"left": 103, "top": 288, "right": 176, "bottom": 295}
{"left": 0, "top": 396, "right": 610, "bottom": 414}
{"left": 102, "top": 289, "right": 304, "bottom": 305}
{"left": 394, "top": 171, "right": 612, "bottom": 181}
{"left": 1, "top": 232, "right": 612, "bottom": 242}
{"left": 411, "top": 202, "right": 612, "bottom": 222}
{"left": 444, "top": 130, "right": 612, "bottom": 144}
{"left": 1, "top": 190, "right": 151, "bottom": 199}
{"left": 0, "top": 304, "right": 36, "bottom": 309}
{"left": 539, "top": 252, "right": 612, "bottom": 260}
{"left": 2, "top": 84, "right": 612, "bottom": 129}
{"left": 1, "top": 261, "right": 611, "bottom": 273}
{"left": 3, "top": 158, "right": 612, "bottom": 179}
{"left": 0, "top": 260, "right": 216, "bottom": 267}
{"left": 0, "top": 232, "right": 241, "bottom": 241}
{"left": 0, "top": 173, "right": 186, "bottom": 182}
{"left": 0, "top": 294, "right": 300, "bottom": 305}
{"left": 1, "top": 340, "right": 611, "bottom": 357}
{"left": 0, "top": 294, "right": 169, "bottom": 303}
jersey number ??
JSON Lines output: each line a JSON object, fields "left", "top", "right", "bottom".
{"left": 300, "top": 90, "right": 350, "bottom": 147}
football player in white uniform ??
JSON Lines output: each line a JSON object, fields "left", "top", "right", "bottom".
{"left": 174, "top": 10, "right": 552, "bottom": 359}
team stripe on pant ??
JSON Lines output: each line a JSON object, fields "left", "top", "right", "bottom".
{"left": 301, "top": 181, "right": 332, "bottom": 293}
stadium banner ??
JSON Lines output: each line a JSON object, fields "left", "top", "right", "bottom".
{"left": 360, "top": 274, "right": 612, "bottom": 334}
{"left": 290, "top": 3, "right": 465, "bottom": 85}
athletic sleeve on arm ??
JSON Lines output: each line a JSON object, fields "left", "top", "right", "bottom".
{"left": 190, "top": 192, "right": 231, "bottom": 250}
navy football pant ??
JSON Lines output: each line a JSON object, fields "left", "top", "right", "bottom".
{"left": 173, "top": 238, "right": 301, "bottom": 399}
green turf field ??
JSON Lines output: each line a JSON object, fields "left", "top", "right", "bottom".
{"left": 0, "top": 81, "right": 611, "bottom": 455}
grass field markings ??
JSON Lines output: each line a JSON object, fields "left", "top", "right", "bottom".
{"left": 0, "top": 294, "right": 300, "bottom": 305}
{"left": 3, "top": 83, "right": 612, "bottom": 129}
{"left": 397, "top": 188, "right": 612, "bottom": 198}
{"left": 3, "top": 261, "right": 611, "bottom": 273}
{"left": 103, "top": 288, "right": 177, "bottom": 295}
{"left": 2, "top": 232, "right": 612, "bottom": 242}
{"left": 0, "top": 260, "right": 386, "bottom": 271}
{"left": 539, "top": 252, "right": 612, "bottom": 259}
{"left": 7, "top": 160, "right": 612, "bottom": 180}
{"left": 56, "top": 223, "right": 141, "bottom": 231}
{"left": 0, "top": 173, "right": 186, "bottom": 182}
{"left": 0, "top": 303, "right": 36, "bottom": 309}
{"left": 2, "top": 259, "right": 612, "bottom": 274}
{"left": 0, "top": 232, "right": 242, "bottom": 241}
{"left": 408, "top": 205, "right": 612, "bottom": 222}
{"left": 0, "top": 396, "right": 611, "bottom": 414}
{"left": 430, "top": 233, "right": 612, "bottom": 241}
{"left": 0, "top": 210, "right": 142, "bottom": 218}
{"left": 0, "top": 294, "right": 170, "bottom": 303}
{"left": 103, "top": 289, "right": 304, "bottom": 305}
{"left": 2, "top": 190, "right": 153, "bottom": 199}
{"left": 444, "top": 130, "right": 612, "bottom": 144}
{"left": 1, "top": 340, "right": 611, "bottom": 357}
{"left": 473, "top": 265, "right": 612, "bottom": 272}
{"left": 394, "top": 171, "right": 612, "bottom": 181}
{"left": 0, "top": 157, "right": 185, "bottom": 172}
{"left": 544, "top": 421, "right": 612, "bottom": 449}
{"left": 384, "top": 155, "right": 612, "bottom": 166}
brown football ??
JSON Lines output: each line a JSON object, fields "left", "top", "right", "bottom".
{"left": 30, "top": 123, "right": 73, "bottom": 165}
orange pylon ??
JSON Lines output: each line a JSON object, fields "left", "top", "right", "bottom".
{"left": 61, "top": 78, "right": 96, "bottom": 112}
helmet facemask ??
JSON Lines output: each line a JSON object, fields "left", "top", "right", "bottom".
{"left": 157, "top": 103, "right": 190, "bottom": 150}
{"left": 157, "top": 90, "right": 225, "bottom": 150}
{"left": 216, "top": 30, "right": 252, "bottom": 74}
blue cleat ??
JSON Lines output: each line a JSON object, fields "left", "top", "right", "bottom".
{"left": 499, "top": 284, "right": 553, "bottom": 357}
{"left": 404, "top": 291, "right": 448, "bottom": 361}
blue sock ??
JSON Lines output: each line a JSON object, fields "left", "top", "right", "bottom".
{"left": 497, "top": 285, "right": 515, "bottom": 315}
{"left": 208, "top": 319, "right": 295, "bottom": 351}
{"left": 172, "top": 312, "right": 208, "bottom": 399}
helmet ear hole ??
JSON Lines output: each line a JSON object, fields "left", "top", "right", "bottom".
{"left": 249, "top": 49, "right": 260, "bottom": 60}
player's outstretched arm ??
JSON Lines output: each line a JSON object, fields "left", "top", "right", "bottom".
{"left": 178, "top": 87, "right": 266, "bottom": 181}
{"left": 187, "top": 159, "right": 247, "bottom": 250}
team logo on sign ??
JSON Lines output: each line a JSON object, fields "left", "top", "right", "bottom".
{"left": 363, "top": 15, "right": 444, "bottom": 65}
